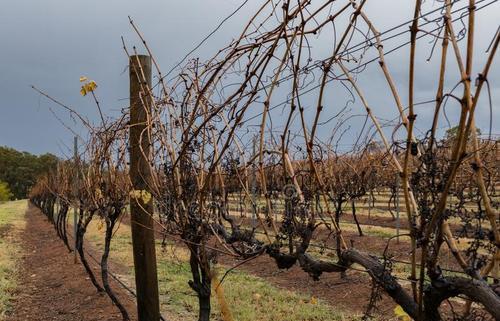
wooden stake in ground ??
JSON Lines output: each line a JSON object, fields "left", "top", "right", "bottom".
{"left": 129, "top": 54, "right": 161, "bottom": 321}
{"left": 73, "top": 136, "right": 78, "bottom": 264}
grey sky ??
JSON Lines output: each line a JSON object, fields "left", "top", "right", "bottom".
{"left": 0, "top": 0, "right": 498, "bottom": 157}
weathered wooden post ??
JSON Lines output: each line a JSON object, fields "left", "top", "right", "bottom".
{"left": 73, "top": 136, "right": 78, "bottom": 264}
{"left": 396, "top": 172, "right": 400, "bottom": 244}
{"left": 129, "top": 54, "right": 161, "bottom": 321}
{"left": 251, "top": 134, "right": 257, "bottom": 228}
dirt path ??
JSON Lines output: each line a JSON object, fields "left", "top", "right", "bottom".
{"left": 6, "top": 204, "right": 137, "bottom": 321}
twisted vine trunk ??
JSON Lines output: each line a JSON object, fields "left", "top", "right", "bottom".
{"left": 351, "top": 200, "right": 363, "bottom": 236}
{"left": 340, "top": 249, "right": 500, "bottom": 321}
{"left": 334, "top": 197, "right": 347, "bottom": 278}
{"left": 188, "top": 245, "right": 212, "bottom": 321}
{"left": 101, "top": 219, "right": 130, "bottom": 321}
{"left": 423, "top": 277, "right": 500, "bottom": 321}
{"left": 76, "top": 229, "right": 103, "bottom": 292}
{"left": 76, "top": 208, "right": 103, "bottom": 292}
{"left": 387, "top": 186, "right": 397, "bottom": 220}
{"left": 57, "top": 204, "right": 71, "bottom": 252}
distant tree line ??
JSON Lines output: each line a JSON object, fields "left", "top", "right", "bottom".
{"left": 0, "top": 181, "right": 12, "bottom": 202}
{"left": 0, "top": 146, "right": 59, "bottom": 200}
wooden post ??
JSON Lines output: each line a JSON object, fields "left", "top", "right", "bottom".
{"left": 251, "top": 135, "right": 257, "bottom": 228}
{"left": 396, "top": 172, "right": 400, "bottom": 244}
{"left": 129, "top": 54, "right": 161, "bottom": 321}
{"left": 73, "top": 136, "right": 78, "bottom": 264}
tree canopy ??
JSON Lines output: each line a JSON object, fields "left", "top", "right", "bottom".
{"left": 0, "top": 180, "right": 12, "bottom": 202}
{"left": 0, "top": 146, "right": 59, "bottom": 200}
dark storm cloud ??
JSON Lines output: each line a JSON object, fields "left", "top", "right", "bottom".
{"left": 0, "top": 0, "right": 498, "bottom": 156}
{"left": 0, "top": 0, "right": 260, "bottom": 156}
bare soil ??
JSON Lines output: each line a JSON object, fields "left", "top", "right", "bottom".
{"left": 5, "top": 204, "right": 137, "bottom": 321}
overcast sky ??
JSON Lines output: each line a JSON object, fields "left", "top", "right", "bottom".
{"left": 0, "top": 0, "right": 498, "bottom": 157}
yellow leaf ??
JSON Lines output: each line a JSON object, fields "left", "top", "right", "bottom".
{"left": 86, "top": 80, "right": 97, "bottom": 92}
{"left": 129, "top": 189, "right": 141, "bottom": 199}
{"left": 95, "top": 188, "right": 102, "bottom": 199}
{"left": 129, "top": 189, "right": 151, "bottom": 203}
{"left": 80, "top": 79, "right": 97, "bottom": 96}
{"left": 310, "top": 296, "right": 318, "bottom": 305}
{"left": 394, "top": 305, "right": 411, "bottom": 321}
{"left": 140, "top": 190, "right": 152, "bottom": 203}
